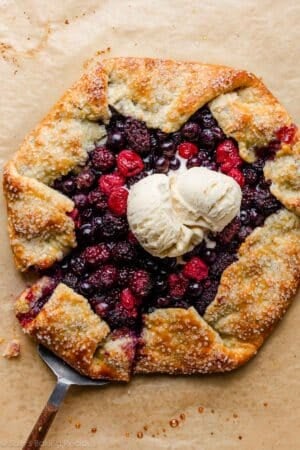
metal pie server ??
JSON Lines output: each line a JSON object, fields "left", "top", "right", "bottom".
{"left": 23, "top": 345, "right": 109, "bottom": 450}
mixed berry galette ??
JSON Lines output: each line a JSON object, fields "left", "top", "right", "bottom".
{"left": 3, "top": 57, "right": 300, "bottom": 381}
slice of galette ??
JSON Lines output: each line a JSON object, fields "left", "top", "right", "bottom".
{"left": 3, "top": 57, "right": 300, "bottom": 381}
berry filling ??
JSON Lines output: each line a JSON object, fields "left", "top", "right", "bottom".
{"left": 40, "top": 105, "right": 284, "bottom": 334}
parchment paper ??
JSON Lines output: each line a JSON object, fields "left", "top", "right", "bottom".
{"left": 0, "top": 1, "right": 299, "bottom": 449}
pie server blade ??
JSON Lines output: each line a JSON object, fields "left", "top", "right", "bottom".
{"left": 23, "top": 345, "right": 109, "bottom": 450}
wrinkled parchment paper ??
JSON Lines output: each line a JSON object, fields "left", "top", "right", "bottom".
{"left": 0, "top": 1, "right": 299, "bottom": 449}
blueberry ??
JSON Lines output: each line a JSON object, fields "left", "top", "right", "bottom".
{"left": 203, "top": 249, "right": 217, "bottom": 264}
{"left": 201, "top": 160, "right": 218, "bottom": 171}
{"left": 79, "top": 281, "right": 94, "bottom": 296}
{"left": 156, "top": 296, "right": 172, "bottom": 308}
{"left": 143, "top": 154, "right": 154, "bottom": 171}
{"left": 200, "top": 113, "right": 217, "bottom": 129}
{"left": 154, "top": 277, "right": 167, "bottom": 293}
{"left": 181, "top": 122, "right": 201, "bottom": 141}
{"left": 62, "top": 179, "right": 76, "bottom": 195}
{"left": 171, "top": 131, "right": 182, "bottom": 146}
{"left": 154, "top": 156, "right": 169, "bottom": 173}
{"left": 186, "top": 156, "right": 202, "bottom": 169}
{"left": 200, "top": 129, "right": 215, "bottom": 148}
{"left": 106, "top": 131, "right": 126, "bottom": 150}
{"left": 169, "top": 157, "right": 181, "bottom": 170}
{"left": 76, "top": 169, "right": 95, "bottom": 190}
{"left": 161, "top": 140, "right": 176, "bottom": 158}
{"left": 211, "top": 126, "right": 225, "bottom": 141}
{"left": 81, "top": 207, "right": 93, "bottom": 221}
{"left": 187, "top": 281, "right": 203, "bottom": 298}
{"left": 73, "top": 193, "right": 88, "bottom": 209}
{"left": 78, "top": 223, "right": 95, "bottom": 242}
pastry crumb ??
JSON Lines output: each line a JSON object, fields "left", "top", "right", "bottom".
{"left": 2, "top": 339, "right": 20, "bottom": 358}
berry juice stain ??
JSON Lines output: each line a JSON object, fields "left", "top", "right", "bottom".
{"left": 169, "top": 419, "right": 179, "bottom": 428}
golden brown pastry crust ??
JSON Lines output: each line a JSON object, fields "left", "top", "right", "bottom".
{"left": 4, "top": 56, "right": 300, "bottom": 380}
{"left": 15, "top": 279, "right": 135, "bottom": 381}
{"left": 135, "top": 210, "right": 300, "bottom": 374}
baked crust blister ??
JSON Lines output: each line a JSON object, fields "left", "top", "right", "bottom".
{"left": 4, "top": 56, "right": 300, "bottom": 380}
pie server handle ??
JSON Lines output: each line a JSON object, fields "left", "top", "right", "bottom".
{"left": 22, "top": 378, "right": 70, "bottom": 450}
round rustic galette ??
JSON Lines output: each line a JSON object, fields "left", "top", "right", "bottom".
{"left": 4, "top": 57, "right": 300, "bottom": 381}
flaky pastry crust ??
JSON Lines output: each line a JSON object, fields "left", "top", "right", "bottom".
{"left": 4, "top": 56, "right": 300, "bottom": 380}
{"left": 15, "top": 279, "right": 135, "bottom": 381}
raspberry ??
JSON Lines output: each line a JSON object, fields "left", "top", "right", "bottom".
{"left": 108, "top": 187, "right": 128, "bottom": 216}
{"left": 220, "top": 160, "right": 239, "bottom": 174}
{"left": 99, "top": 173, "right": 125, "bottom": 195}
{"left": 183, "top": 257, "right": 208, "bottom": 281}
{"left": 177, "top": 142, "right": 198, "bottom": 159}
{"left": 276, "top": 124, "right": 297, "bottom": 144}
{"left": 117, "top": 150, "right": 144, "bottom": 177}
{"left": 227, "top": 168, "right": 245, "bottom": 187}
{"left": 168, "top": 273, "right": 188, "bottom": 299}
{"left": 124, "top": 118, "right": 151, "bottom": 155}
{"left": 216, "top": 140, "right": 242, "bottom": 167}
{"left": 82, "top": 244, "right": 110, "bottom": 266}
{"left": 131, "top": 269, "right": 152, "bottom": 297}
{"left": 91, "top": 146, "right": 116, "bottom": 171}
{"left": 120, "top": 288, "right": 138, "bottom": 310}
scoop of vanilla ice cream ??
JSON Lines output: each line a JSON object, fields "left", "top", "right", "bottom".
{"left": 127, "top": 174, "right": 204, "bottom": 258}
{"left": 170, "top": 167, "right": 242, "bottom": 232}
